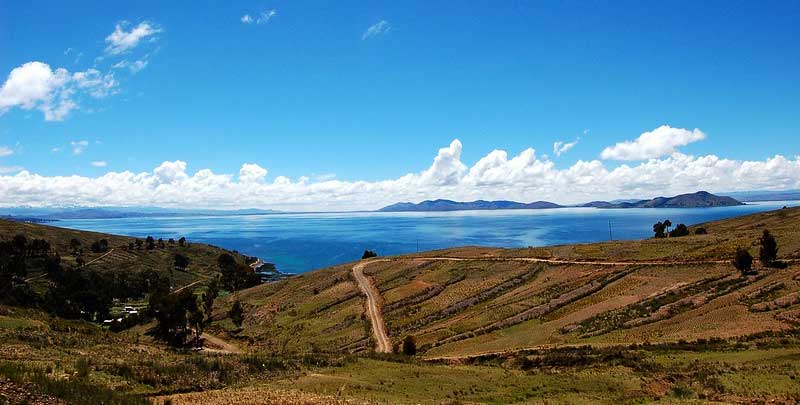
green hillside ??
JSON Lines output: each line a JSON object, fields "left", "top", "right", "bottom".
{"left": 2, "top": 208, "right": 800, "bottom": 404}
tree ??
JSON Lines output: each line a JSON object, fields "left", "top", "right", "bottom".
{"left": 90, "top": 239, "right": 108, "bottom": 253}
{"left": 668, "top": 224, "right": 689, "bottom": 238}
{"left": 652, "top": 222, "right": 666, "bottom": 238}
{"left": 168, "top": 238, "right": 175, "bottom": 245}
{"left": 732, "top": 248, "right": 753, "bottom": 276}
{"left": 694, "top": 227, "right": 707, "bottom": 235}
{"left": 145, "top": 236, "right": 155, "bottom": 250}
{"left": 402, "top": 335, "right": 417, "bottom": 356}
{"left": 150, "top": 288, "right": 195, "bottom": 346}
{"left": 663, "top": 219, "right": 672, "bottom": 234}
{"left": 178, "top": 237, "right": 186, "bottom": 247}
{"left": 758, "top": 229, "right": 778, "bottom": 267}
{"left": 218, "top": 253, "right": 261, "bottom": 292}
{"left": 174, "top": 253, "right": 190, "bottom": 271}
{"left": 157, "top": 238, "right": 165, "bottom": 249}
{"left": 70, "top": 238, "right": 82, "bottom": 254}
{"left": 230, "top": 300, "right": 244, "bottom": 328}
{"left": 362, "top": 250, "right": 378, "bottom": 259}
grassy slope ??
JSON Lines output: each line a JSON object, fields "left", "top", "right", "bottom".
{"left": 0, "top": 218, "right": 244, "bottom": 291}
{"left": 3, "top": 208, "right": 800, "bottom": 404}
{"left": 218, "top": 207, "right": 800, "bottom": 360}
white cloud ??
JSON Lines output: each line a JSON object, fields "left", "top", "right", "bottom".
{"left": 239, "top": 163, "right": 268, "bottom": 183}
{"left": 0, "top": 146, "right": 12, "bottom": 157}
{"left": 91, "top": 161, "right": 107, "bottom": 167}
{"left": 73, "top": 69, "right": 118, "bottom": 98}
{"left": 601, "top": 125, "right": 706, "bottom": 160}
{"left": 363, "top": 20, "right": 391, "bottom": 40}
{"left": 0, "top": 62, "right": 120, "bottom": 120}
{"left": 0, "top": 61, "right": 73, "bottom": 121}
{"left": 113, "top": 59, "right": 149, "bottom": 73}
{"left": 51, "top": 147, "right": 61, "bottom": 153}
{"left": 553, "top": 138, "right": 579, "bottom": 157}
{"left": 242, "top": 10, "right": 276, "bottom": 25}
{"left": 1, "top": 136, "right": 797, "bottom": 211}
{"left": 70, "top": 140, "right": 89, "bottom": 155}
{"left": 105, "top": 21, "right": 161, "bottom": 55}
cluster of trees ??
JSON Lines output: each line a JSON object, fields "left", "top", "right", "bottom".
{"left": 1, "top": 234, "right": 174, "bottom": 322}
{"left": 0, "top": 235, "right": 57, "bottom": 306}
{"left": 652, "top": 220, "right": 692, "bottom": 238}
{"left": 126, "top": 235, "right": 188, "bottom": 252}
{"left": 90, "top": 239, "right": 109, "bottom": 253}
{"left": 362, "top": 250, "right": 378, "bottom": 259}
{"left": 149, "top": 277, "right": 219, "bottom": 347}
{"left": 732, "top": 229, "right": 780, "bottom": 275}
{"left": 217, "top": 253, "right": 261, "bottom": 292}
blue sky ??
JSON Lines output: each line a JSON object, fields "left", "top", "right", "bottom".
{"left": 1, "top": 1, "right": 799, "bottom": 210}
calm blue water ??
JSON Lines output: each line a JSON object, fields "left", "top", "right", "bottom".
{"left": 55, "top": 201, "right": 798, "bottom": 274}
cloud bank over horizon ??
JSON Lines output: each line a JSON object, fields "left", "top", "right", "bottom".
{"left": 1, "top": 126, "right": 798, "bottom": 211}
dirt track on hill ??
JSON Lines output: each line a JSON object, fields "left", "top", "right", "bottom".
{"left": 352, "top": 260, "right": 392, "bottom": 353}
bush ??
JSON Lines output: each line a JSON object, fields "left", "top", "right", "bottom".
{"left": 402, "top": 335, "right": 417, "bottom": 356}
{"left": 694, "top": 227, "right": 707, "bottom": 235}
{"left": 230, "top": 300, "right": 244, "bottom": 328}
{"left": 732, "top": 247, "right": 753, "bottom": 276}
{"left": 669, "top": 223, "right": 689, "bottom": 237}
{"left": 362, "top": 250, "right": 378, "bottom": 259}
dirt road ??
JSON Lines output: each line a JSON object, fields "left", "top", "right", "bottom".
{"left": 352, "top": 260, "right": 392, "bottom": 353}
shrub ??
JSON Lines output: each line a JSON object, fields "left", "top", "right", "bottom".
{"left": 402, "top": 335, "right": 417, "bottom": 356}
{"left": 732, "top": 248, "right": 753, "bottom": 276}
{"left": 362, "top": 250, "right": 378, "bottom": 259}
{"left": 694, "top": 227, "right": 707, "bottom": 235}
{"left": 230, "top": 300, "right": 244, "bottom": 327}
{"left": 669, "top": 223, "right": 689, "bottom": 237}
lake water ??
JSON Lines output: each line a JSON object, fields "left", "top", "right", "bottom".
{"left": 55, "top": 201, "right": 798, "bottom": 274}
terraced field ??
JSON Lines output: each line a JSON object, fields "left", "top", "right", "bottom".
{"left": 3, "top": 207, "right": 800, "bottom": 404}
{"left": 218, "top": 206, "right": 800, "bottom": 360}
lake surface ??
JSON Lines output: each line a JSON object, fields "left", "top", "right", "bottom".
{"left": 56, "top": 201, "right": 798, "bottom": 274}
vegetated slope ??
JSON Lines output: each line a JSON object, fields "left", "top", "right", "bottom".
{"left": 587, "top": 191, "right": 743, "bottom": 209}
{"left": 219, "top": 206, "right": 800, "bottom": 358}
{"left": 0, "top": 218, "right": 244, "bottom": 291}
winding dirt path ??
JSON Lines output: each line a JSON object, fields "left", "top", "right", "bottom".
{"left": 352, "top": 260, "right": 392, "bottom": 353}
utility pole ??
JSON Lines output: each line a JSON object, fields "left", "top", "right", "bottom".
{"left": 608, "top": 219, "right": 613, "bottom": 241}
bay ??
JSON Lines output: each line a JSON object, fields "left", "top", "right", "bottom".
{"left": 55, "top": 201, "right": 798, "bottom": 274}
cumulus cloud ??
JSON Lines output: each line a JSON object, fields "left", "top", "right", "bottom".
{"left": 601, "top": 125, "right": 706, "bottom": 160}
{"left": 553, "top": 138, "right": 579, "bottom": 157}
{"left": 1, "top": 138, "right": 798, "bottom": 211}
{"left": 239, "top": 163, "right": 268, "bottom": 183}
{"left": 70, "top": 140, "right": 89, "bottom": 155}
{"left": 91, "top": 161, "right": 107, "bottom": 167}
{"left": 0, "top": 62, "right": 120, "bottom": 120}
{"left": 0, "top": 146, "right": 12, "bottom": 157}
{"left": 105, "top": 21, "right": 161, "bottom": 55}
{"left": 363, "top": 20, "right": 391, "bottom": 40}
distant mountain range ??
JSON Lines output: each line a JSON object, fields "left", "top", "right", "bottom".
{"left": 378, "top": 191, "right": 744, "bottom": 212}
{"left": 378, "top": 200, "right": 563, "bottom": 212}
